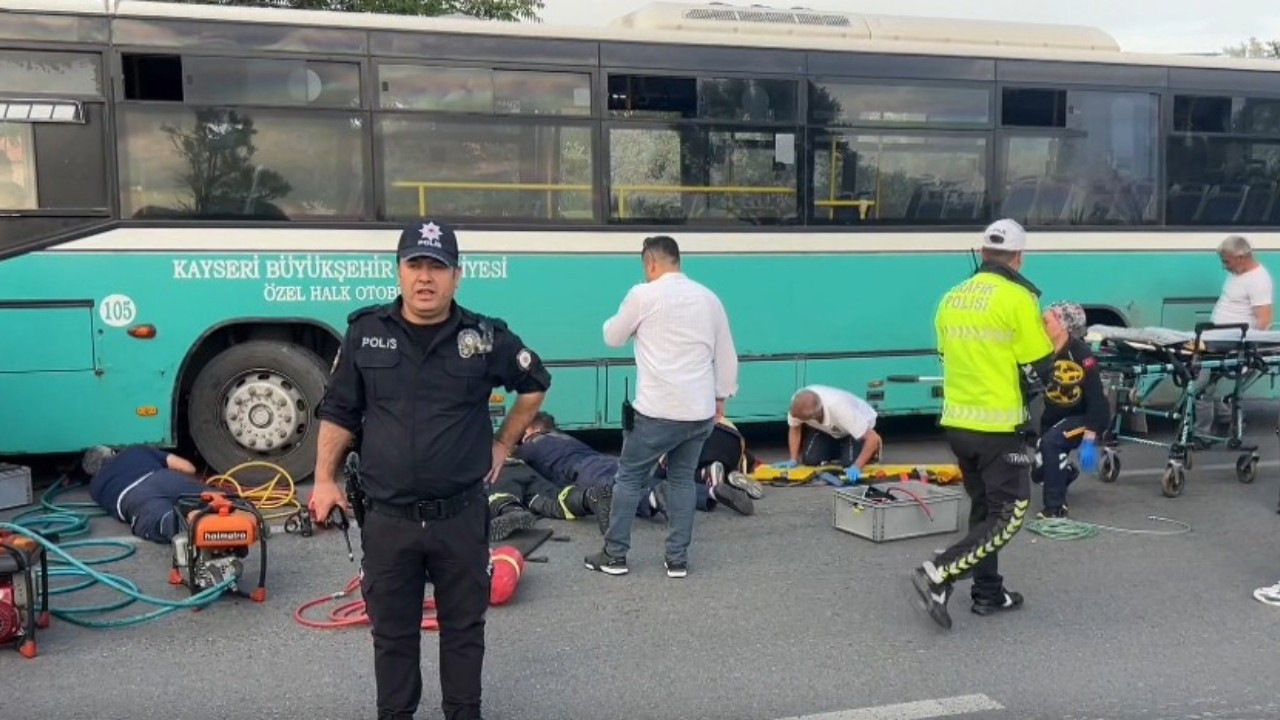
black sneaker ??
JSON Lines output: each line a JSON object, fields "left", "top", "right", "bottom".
{"left": 585, "top": 485, "right": 614, "bottom": 536}
{"left": 1035, "top": 506, "right": 1068, "bottom": 520}
{"left": 972, "top": 590, "right": 1024, "bottom": 616}
{"left": 489, "top": 508, "right": 536, "bottom": 542}
{"left": 910, "top": 561, "right": 953, "bottom": 629}
{"left": 711, "top": 482, "right": 755, "bottom": 516}
{"left": 584, "top": 550, "right": 628, "bottom": 576}
{"left": 664, "top": 559, "right": 688, "bottom": 578}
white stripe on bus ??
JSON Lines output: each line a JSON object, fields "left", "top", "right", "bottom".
{"left": 41, "top": 228, "right": 1280, "bottom": 255}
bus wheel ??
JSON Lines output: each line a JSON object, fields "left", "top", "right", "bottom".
{"left": 187, "top": 340, "right": 331, "bottom": 484}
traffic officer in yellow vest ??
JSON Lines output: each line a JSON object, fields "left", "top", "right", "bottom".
{"left": 911, "top": 218, "right": 1056, "bottom": 630}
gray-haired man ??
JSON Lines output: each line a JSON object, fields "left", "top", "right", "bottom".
{"left": 1195, "top": 236, "right": 1274, "bottom": 440}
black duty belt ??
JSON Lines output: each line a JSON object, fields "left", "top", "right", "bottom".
{"left": 367, "top": 486, "right": 482, "bottom": 522}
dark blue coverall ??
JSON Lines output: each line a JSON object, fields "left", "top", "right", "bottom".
{"left": 88, "top": 446, "right": 210, "bottom": 544}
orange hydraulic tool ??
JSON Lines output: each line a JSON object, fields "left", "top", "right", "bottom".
{"left": 169, "top": 491, "right": 268, "bottom": 603}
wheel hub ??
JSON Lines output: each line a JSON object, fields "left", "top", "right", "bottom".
{"left": 222, "top": 372, "right": 306, "bottom": 453}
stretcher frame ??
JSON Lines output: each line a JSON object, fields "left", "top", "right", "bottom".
{"left": 1091, "top": 321, "right": 1280, "bottom": 498}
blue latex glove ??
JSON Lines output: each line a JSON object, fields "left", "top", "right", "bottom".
{"left": 845, "top": 465, "right": 862, "bottom": 484}
{"left": 1079, "top": 437, "right": 1099, "bottom": 473}
{"left": 773, "top": 459, "right": 798, "bottom": 469}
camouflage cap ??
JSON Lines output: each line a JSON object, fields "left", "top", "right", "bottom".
{"left": 1049, "top": 301, "right": 1088, "bottom": 339}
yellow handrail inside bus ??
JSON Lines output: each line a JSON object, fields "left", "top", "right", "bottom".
{"left": 391, "top": 180, "right": 874, "bottom": 220}
{"left": 813, "top": 198, "right": 877, "bottom": 220}
{"left": 613, "top": 184, "right": 794, "bottom": 219}
{"left": 391, "top": 181, "right": 594, "bottom": 218}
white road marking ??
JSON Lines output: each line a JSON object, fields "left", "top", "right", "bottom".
{"left": 775, "top": 694, "right": 1004, "bottom": 720}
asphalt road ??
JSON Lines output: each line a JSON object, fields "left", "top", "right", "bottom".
{"left": 4, "top": 416, "right": 1280, "bottom": 720}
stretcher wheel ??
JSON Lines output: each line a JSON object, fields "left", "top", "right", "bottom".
{"left": 1097, "top": 450, "right": 1120, "bottom": 483}
{"left": 1236, "top": 454, "right": 1258, "bottom": 484}
{"left": 1161, "top": 465, "right": 1185, "bottom": 498}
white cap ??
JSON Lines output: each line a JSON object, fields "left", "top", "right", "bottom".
{"left": 981, "top": 219, "right": 1027, "bottom": 252}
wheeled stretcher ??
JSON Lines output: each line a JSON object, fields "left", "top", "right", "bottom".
{"left": 1087, "top": 321, "right": 1280, "bottom": 498}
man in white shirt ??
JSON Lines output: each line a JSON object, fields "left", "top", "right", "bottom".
{"left": 777, "top": 385, "right": 883, "bottom": 483}
{"left": 585, "top": 235, "right": 739, "bottom": 579}
{"left": 1195, "top": 235, "right": 1275, "bottom": 439}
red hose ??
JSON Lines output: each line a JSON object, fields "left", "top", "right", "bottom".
{"left": 294, "top": 546, "right": 526, "bottom": 631}
{"left": 293, "top": 574, "right": 440, "bottom": 631}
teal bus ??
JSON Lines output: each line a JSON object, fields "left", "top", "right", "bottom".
{"left": 2, "top": 0, "right": 1279, "bottom": 482}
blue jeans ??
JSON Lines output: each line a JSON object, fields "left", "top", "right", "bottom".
{"left": 604, "top": 413, "right": 715, "bottom": 564}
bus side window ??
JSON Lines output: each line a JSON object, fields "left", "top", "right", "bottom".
{"left": 0, "top": 48, "right": 109, "bottom": 217}
{"left": 0, "top": 123, "right": 38, "bottom": 211}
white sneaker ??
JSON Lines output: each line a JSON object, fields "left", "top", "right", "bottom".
{"left": 1253, "top": 581, "right": 1280, "bottom": 606}
{"left": 727, "top": 471, "right": 764, "bottom": 499}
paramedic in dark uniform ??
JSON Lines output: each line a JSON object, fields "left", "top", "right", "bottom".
{"left": 911, "top": 219, "right": 1056, "bottom": 630}
{"left": 1032, "top": 301, "right": 1109, "bottom": 519}
{"left": 308, "top": 217, "right": 551, "bottom": 720}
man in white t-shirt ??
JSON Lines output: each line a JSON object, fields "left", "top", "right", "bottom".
{"left": 1196, "top": 235, "right": 1275, "bottom": 439}
{"left": 1211, "top": 235, "right": 1274, "bottom": 330}
{"left": 780, "top": 385, "right": 883, "bottom": 483}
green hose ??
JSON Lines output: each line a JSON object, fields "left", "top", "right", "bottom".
{"left": 0, "top": 477, "right": 232, "bottom": 628}
{"left": 1026, "top": 515, "right": 1193, "bottom": 541}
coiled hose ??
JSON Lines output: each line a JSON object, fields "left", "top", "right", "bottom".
{"left": 0, "top": 461, "right": 298, "bottom": 628}
{"left": 1026, "top": 515, "right": 1193, "bottom": 541}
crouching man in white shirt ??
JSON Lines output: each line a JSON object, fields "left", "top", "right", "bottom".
{"left": 777, "top": 384, "right": 883, "bottom": 484}
{"left": 1195, "top": 235, "right": 1275, "bottom": 441}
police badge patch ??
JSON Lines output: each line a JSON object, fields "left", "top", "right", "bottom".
{"left": 458, "top": 328, "right": 481, "bottom": 358}
{"left": 517, "top": 349, "right": 532, "bottom": 370}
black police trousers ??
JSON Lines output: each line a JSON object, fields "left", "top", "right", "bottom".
{"left": 360, "top": 494, "right": 490, "bottom": 720}
{"left": 932, "top": 428, "right": 1032, "bottom": 602}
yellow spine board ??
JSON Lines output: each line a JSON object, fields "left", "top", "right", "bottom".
{"left": 751, "top": 464, "right": 963, "bottom": 485}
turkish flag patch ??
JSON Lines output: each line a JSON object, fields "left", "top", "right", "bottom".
{"left": 1083, "top": 356, "right": 1098, "bottom": 371}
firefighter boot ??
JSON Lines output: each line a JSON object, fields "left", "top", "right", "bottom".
{"left": 488, "top": 493, "right": 537, "bottom": 541}
{"left": 528, "top": 486, "right": 588, "bottom": 520}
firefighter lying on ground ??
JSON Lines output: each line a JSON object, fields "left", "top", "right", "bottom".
{"left": 488, "top": 413, "right": 764, "bottom": 534}
{"left": 82, "top": 445, "right": 228, "bottom": 544}
{"left": 487, "top": 412, "right": 618, "bottom": 538}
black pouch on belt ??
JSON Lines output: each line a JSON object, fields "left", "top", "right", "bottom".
{"left": 622, "top": 378, "right": 636, "bottom": 432}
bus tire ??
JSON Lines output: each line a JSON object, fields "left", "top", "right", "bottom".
{"left": 186, "top": 340, "right": 331, "bottom": 484}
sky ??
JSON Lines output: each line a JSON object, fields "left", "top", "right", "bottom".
{"left": 537, "top": 0, "right": 1280, "bottom": 55}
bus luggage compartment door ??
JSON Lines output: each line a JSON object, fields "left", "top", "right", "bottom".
{"left": 0, "top": 301, "right": 95, "bottom": 373}
{"left": 0, "top": 300, "right": 102, "bottom": 454}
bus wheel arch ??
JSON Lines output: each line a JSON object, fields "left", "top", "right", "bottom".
{"left": 177, "top": 321, "right": 340, "bottom": 483}
{"left": 1082, "top": 305, "right": 1128, "bottom": 329}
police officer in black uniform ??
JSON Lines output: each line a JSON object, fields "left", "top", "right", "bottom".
{"left": 309, "top": 218, "right": 551, "bottom": 720}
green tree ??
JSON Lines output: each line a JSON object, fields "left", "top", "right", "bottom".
{"left": 1222, "top": 37, "right": 1280, "bottom": 58}
{"left": 166, "top": 0, "right": 543, "bottom": 21}
{"left": 163, "top": 109, "right": 293, "bottom": 217}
